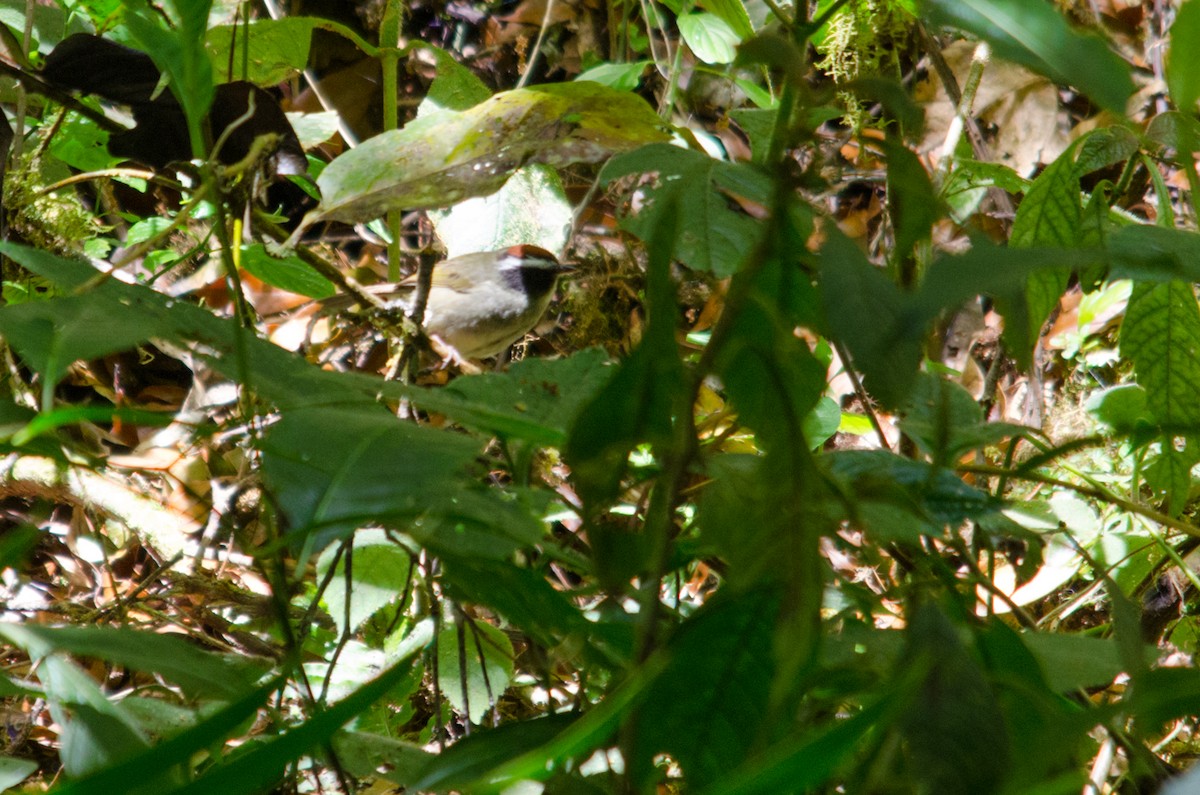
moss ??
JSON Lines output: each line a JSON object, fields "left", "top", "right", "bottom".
{"left": 3, "top": 149, "right": 98, "bottom": 258}
{"left": 814, "top": 0, "right": 915, "bottom": 129}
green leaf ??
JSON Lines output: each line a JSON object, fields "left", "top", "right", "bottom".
{"left": 1168, "top": 0, "right": 1200, "bottom": 111}
{"left": 52, "top": 678, "right": 282, "bottom": 795}
{"left": 318, "top": 530, "right": 414, "bottom": 637}
{"left": 332, "top": 730, "right": 433, "bottom": 785}
{"left": 576, "top": 61, "right": 652, "bottom": 91}
{"left": 440, "top": 559, "right": 594, "bottom": 649}
{"left": 1077, "top": 183, "right": 1115, "bottom": 290}
{"left": 699, "top": 0, "right": 754, "bottom": 39}
{"left": 405, "top": 347, "right": 613, "bottom": 447}
{"left": 429, "top": 164, "right": 572, "bottom": 259}
{"left": 825, "top": 450, "right": 1006, "bottom": 528}
{"left": 942, "top": 160, "right": 1031, "bottom": 222}
{"left": 37, "top": 656, "right": 151, "bottom": 779}
{"left": 1108, "top": 225, "right": 1200, "bottom": 283}
{"left": 885, "top": 137, "right": 939, "bottom": 257}
{"left": 240, "top": 243, "right": 334, "bottom": 299}
{"left": 1019, "top": 632, "right": 1125, "bottom": 691}
{"left": 717, "top": 252, "right": 827, "bottom": 450}
{"left": 312, "top": 82, "right": 669, "bottom": 223}
{"left": 259, "top": 406, "right": 483, "bottom": 552}
{"left": 993, "top": 139, "right": 1082, "bottom": 367}
{"left": 437, "top": 622, "right": 514, "bottom": 724}
{"left": 0, "top": 524, "right": 40, "bottom": 570}
{"left": 411, "top": 713, "right": 579, "bottom": 791}
{"left": 678, "top": 12, "right": 741, "bottom": 64}
{"left": 818, "top": 230, "right": 921, "bottom": 408}
{"left": 701, "top": 690, "right": 906, "bottom": 795}
{"left": 728, "top": 107, "right": 777, "bottom": 163}
{"left": 1144, "top": 443, "right": 1200, "bottom": 517}
{"left": 0, "top": 624, "right": 260, "bottom": 700}
{"left": 0, "top": 756, "right": 37, "bottom": 790}
{"left": 629, "top": 590, "right": 775, "bottom": 787}
{"left": 899, "top": 604, "right": 1011, "bottom": 795}
{"left": 1118, "top": 272, "right": 1200, "bottom": 516}
{"left": 1146, "top": 110, "right": 1200, "bottom": 159}
{"left": 735, "top": 33, "right": 807, "bottom": 87}
{"left": 1073, "top": 126, "right": 1139, "bottom": 177}
{"left": 0, "top": 2, "right": 80, "bottom": 54}
{"left": 0, "top": 292, "right": 177, "bottom": 387}
{"left": 900, "top": 373, "right": 1027, "bottom": 463}
{"left": 123, "top": 0, "right": 216, "bottom": 143}
{"left": 48, "top": 112, "right": 122, "bottom": 173}
{"left": 174, "top": 661, "right": 416, "bottom": 795}
{"left": 1119, "top": 280, "right": 1200, "bottom": 436}
{"left": 416, "top": 44, "right": 493, "bottom": 114}
{"left": 447, "top": 654, "right": 669, "bottom": 791}
{"left": 1086, "top": 384, "right": 1156, "bottom": 444}
{"left": 205, "top": 17, "right": 318, "bottom": 85}
{"left": 566, "top": 201, "right": 684, "bottom": 506}
{"left": 920, "top": 0, "right": 1133, "bottom": 113}
{"left": 0, "top": 242, "right": 387, "bottom": 410}
{"left": 601, "top": 142, "right": 771, "bottom": 275}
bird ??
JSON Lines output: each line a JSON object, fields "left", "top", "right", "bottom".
{"left": 319, "top": 244, "right": 572, "bottom": 362}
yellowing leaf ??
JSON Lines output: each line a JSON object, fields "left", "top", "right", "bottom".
{"left": 310, "top": 82, "right": 669, "bottom": 224}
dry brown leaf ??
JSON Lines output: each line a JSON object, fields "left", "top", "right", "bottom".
{"left": 918, "top": 41, "right": 1070, "bottom": 176}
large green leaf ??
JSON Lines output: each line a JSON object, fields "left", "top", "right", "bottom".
{"left": 0, "top": 624, "right": 260, "bottom": 700}
{"left": 437, "top": 622, "right": 514, "bottom": 724}
{"left": 900, "top": 605, "right": 1011, "bottom": 794}
{"left": 123, "top": 0, "right": 215, "bottom": 144}
{"left": 1167, "top": 0, "right": 1200, "bottom": 112}
{"left": 566, "top": 202, "right": 684, "bottom": 506}
{"left": 993, "top": 138, "right": 1081, "bottom": 367}
{"left": 704, "top": 699, "right": 904, "bottom": 795}
{"left": 318, "top": 529, "right": 415, "bottom": 637}
{"left": 259, "top": 406, "right": 486, "bottom": 552}
{"left": 899, "top": 372, "right": 1027, "bottom": 464}
{"left": 430, "top": 164, "right": 572, "bottom": 259}
{"left": 406, "top": 347, "right": 613, "bottom": 447}
{"left": 920, "top": 0, "right": 1133, "bottom": 113}
{"left": 629, "top": 590, "right": 776, "bottom": 788}
{"left": 818, "top": 230, "right": 922, "bottom": 408}
{"left": 0, "top": 756, "right": 37, "bottom": 790}
{"left": 601, "top": 142, "right": 772, "bottom": 275}
{"left": 311, "top": 82, "right": 669, "bottom": 223}
{"left": 0, "top": 242, "right": 409, "bottom": 417}
{"left": 885, "top": 137, "right": 940, "bottom": 258}
{"left": 439, "top": 558, "right": 594, "bottom": 649}
{"left": 1118, "top": 280, "right": 1200, "bottom": 514}
{"left": 205, "top": 17, "right": 318, "bottom": 86}
{"left": 37, "top": 656, "right": 153, "bottom": 780}
{"left": 174, "top": 660, "right": 416, "bottom": 795}
{"left": 824, "top": 450, "right": 1007, "bottom": 528}
{"left": 52, "top": 678, "right": 282, "bottom": 795}
{"left": 410, "top": 714, "right": 579, "bottom": 791}
{"left": 678, "top": 12, "right": 741, "bottom": 64}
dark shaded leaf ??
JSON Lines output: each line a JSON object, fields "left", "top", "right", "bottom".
{"left": 601, "top": 143, "right": 771, "bottom": 275}
{"left": 899, "top": 604, "right": 1010, "bottom": 795}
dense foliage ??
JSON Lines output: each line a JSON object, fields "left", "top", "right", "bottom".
{"left": 4, "top": 0, "right": 1200, "bottom": 793}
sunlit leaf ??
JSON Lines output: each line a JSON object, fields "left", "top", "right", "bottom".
{"left": 311, "top": 82, "right": 669, "bottom": 223}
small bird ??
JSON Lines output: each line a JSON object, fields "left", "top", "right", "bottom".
{"left": 326, "top": 244, "right": 571, "bottom": 361}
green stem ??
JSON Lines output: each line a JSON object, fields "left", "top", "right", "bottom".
{"left": 380, "top": 0, "right": 405, "bottom": 282}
